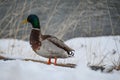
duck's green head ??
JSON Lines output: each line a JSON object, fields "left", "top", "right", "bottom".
{"left": 22, "top": 14, "right": 40, "bottom": 29}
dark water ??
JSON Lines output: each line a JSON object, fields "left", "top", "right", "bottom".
{"left": 0, "top": 0, "right": 120, "bottom": 40}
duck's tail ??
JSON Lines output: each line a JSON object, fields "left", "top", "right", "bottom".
{"left": 68, "top": 51, "right": 74, "bottom": 57}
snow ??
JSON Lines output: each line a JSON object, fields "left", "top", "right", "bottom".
{"left": 0, "top": 36, "right": 120, "bottom": 80}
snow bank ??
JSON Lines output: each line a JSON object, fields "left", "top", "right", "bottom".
{"left": 0, "top": 36, "right": 120, "bottom": 80}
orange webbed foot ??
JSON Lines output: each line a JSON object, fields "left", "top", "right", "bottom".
{"left": 47, "top": 58, "right": 51, "bottom": 65}
{"left": 54, "top": 57, "right": 57, "bottom": 65}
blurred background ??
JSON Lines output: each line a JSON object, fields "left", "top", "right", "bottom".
{"left": 0, "top": 0, "right": 120, "bottom": 75}
{"left": 0, "top": 0, "right": 120, "bottom": 41}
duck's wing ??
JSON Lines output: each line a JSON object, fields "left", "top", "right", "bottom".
{"left": 42, "top": 35, "right": 74, "bottom": 55}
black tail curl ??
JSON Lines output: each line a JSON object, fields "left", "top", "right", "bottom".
{"left": 68, "top": 51, "right": 74, "bottom": 57}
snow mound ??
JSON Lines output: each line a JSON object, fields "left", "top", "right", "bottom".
{"left": 0, "top": 36, "right": 120, "bottom": 80}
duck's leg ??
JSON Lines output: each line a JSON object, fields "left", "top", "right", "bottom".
{"left": 47, "top": 58, "right": 51, "bottom": 65}
{"left": 54, "top": 57, "right": 57, "bottom": 65}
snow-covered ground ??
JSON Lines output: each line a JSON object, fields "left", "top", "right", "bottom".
{"left": 0, "top": 36, "right": 120, "bottom": 80}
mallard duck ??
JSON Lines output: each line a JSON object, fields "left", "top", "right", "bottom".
{"left": 22, "top": 14, "right": 74, "bottom": 65}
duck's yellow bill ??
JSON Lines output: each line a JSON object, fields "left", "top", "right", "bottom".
{"left": 21, "top": 19, "right": 28, "bottom": 24}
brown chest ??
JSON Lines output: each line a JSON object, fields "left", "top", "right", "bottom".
{"left": 30, "top": 29, "right": 41, "bottom": 52}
